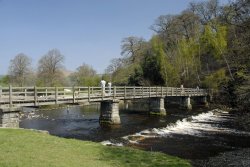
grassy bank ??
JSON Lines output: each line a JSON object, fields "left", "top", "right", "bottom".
{"left": 0, "top": 128, "right": 191, "bottom": 167}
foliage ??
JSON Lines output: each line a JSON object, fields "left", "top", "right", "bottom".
{"left": 8, "top": 53, "right": 33, "bottom": 86}
{"left": 70, "top": 63, "right": 100, "bottom": 86}
{"left": 0, "top": 75, "right": 10, "bottom": 86}
{"left": 175, "top": 38, "right": 200, "bottom": 86}
{"left": 202, "top": 68, "right": 229, "bottom": 90}
{"left": 37, "top": 49, "right": 65, "bottom": 87}
{"left": 0, "top": 129, "right": 191, "bottom": 167}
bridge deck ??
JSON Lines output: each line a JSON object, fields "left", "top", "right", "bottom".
{"left": 0, "top": 86, "right": 208, "bottom": 107}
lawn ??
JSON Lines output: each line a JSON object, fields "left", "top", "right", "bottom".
{"left": 0, "top": 128, "right": 191, "bottom": 167}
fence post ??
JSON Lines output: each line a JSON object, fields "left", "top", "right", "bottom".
{"left": 161, "top": 87, "right": 163, "bottom": 97}
{"left": 149, "top": 87, "right": 151, "bottom": 97}
{"left": 124, "top": 86, "right": 126, "bottom": 100}
{"left": 101, "top": 87, "right": 104, "bottom": 100}
{"left": 55, "top": 87, "right": 58, "bottom": 104}
{"left": 133, "top": 87, "right": 135, "bottom": 99}
{"left": 73, "top": 86, "right": 75, "bottom": 103}
{"left": 171, "top": 87, "right": 174, "bottom": 96}
{"left": 0, "top": 86, "right": 1, "bottom": 106}
{"left": 34, "top": 86, "right": 37, "bottom": 106}
{"left": 156, "top": 87, "right": 158, "bottom": 97}
{"left": 142, "top": 86, "right": 144, "bottom": 98}
{"left": 24, "top": 88, "right": 27, "bottom": 100}
{"left": 113, "top": 86, "right": 116, "bottom": 99}
{"left": 9, "top": 85, "right": 13, "bottom": 107}
{"left": 0, "top": 86, "right": 2, "bottom": 101}
{"left": 88, "top": 86, "right": 90, "bottom": 102}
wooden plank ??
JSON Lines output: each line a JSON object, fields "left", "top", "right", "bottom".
{"left": 34, "top": 86, "right": 37, "bottom": 106}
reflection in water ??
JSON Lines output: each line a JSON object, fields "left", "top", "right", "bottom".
{"left": 20, "top": 105, "right": 250, "bottom": 161}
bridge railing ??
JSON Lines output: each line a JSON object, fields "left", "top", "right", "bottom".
{"left": 0, "top": 86, "right": 208, "bottom": 107}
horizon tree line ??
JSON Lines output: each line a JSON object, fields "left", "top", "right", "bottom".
{"left": 2, "top": 48, "right": 101, "bottom": 87}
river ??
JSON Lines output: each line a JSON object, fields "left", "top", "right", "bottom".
{"left": 19, "top": 104, "right": 250, "bottom": 166}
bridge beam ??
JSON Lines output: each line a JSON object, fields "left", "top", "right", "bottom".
{"left": 99, "top": 100, "right": 121, "bottom": 125}
{"left": 180, "top": 96, "right": 192, "bottom": 110}
{"left": 149, "top": 97, "right": 166, "bottom": 115}
{"left": 0, "top": 107, "right": 20, "bottom": 128}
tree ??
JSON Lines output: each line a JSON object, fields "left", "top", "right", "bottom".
{"left": 189, "top": 0, "right": 221, "bottom": 24}
{"left": 8, "top": 53, "right": 32, "bottom": 86}
{"left": 201, "top": 24, "right": 234, "bottom": 80}
{"left": 0, "top": 75, "right": 10, "bottom": 86}
{"left": 142, "top": 36, "right": 179, "bottom": 86}
{"left": 37, "top": 49, "right": 65, "bottom": 86}
{"left": 175, "top": 37, "right": 201, "bottom": 86}
{"left": 70, "top": 63, "right": 100, "bottom": 86}
{"left": 121, "top": 36, "right": 145, "bottom": 63}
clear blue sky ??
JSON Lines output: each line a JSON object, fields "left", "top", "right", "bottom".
{"left": 0, "top": 0, "right": 229, "bottom": 75}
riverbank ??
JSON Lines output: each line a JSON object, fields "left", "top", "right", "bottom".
{"left": 193, "top": 148, "right": 250, "bottom": 167}
{"left": 0, "top": 128, "right": 191, "bottom": 167}
{"left": 191, "top": 109, "right": 250, "bottom": 167}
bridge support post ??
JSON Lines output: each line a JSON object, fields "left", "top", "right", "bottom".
{"left": 123, "top": 100, "right": 131, "bottom": 110}
{"left": 180, "top": 96, "right": 192, "bottom": 110}
{"left": 200, "top": 96, "right": 209, "bottom": 107}
{"left": 149, "top": 97, "right": 166, "bottom": 115}
{"left": 0, "top": 107, "right": 20, "bottom": 128}
{"left": 99, "top": 100, "right": 121, "bottom": 125}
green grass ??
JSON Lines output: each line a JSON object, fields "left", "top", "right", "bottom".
{"left": 0, "top": 128, "right": 191, "bottom": 167}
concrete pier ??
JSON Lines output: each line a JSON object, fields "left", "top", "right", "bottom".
{"left": 0, "top": 107, "right": 20, "bottom": 128}
{"left": 149, "top": 97, "right": 166, "bottom": 115}
{"left": 200, "top": 96, "right": 209, "bottom": 107}
{"left": 99, "top": 100, "right": 121, "bottom": 125}
{"left": 123, "top": 100, "right": 131, "bottom": 110}
{"left": 180, "top": 96, "right": 192, "bottom": 110}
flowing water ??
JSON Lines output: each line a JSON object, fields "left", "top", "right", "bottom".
{"left": 19, "top": 104, "right": 250, "bottom": 165}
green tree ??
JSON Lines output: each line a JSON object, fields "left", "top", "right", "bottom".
{"left": 201, "top": 24, "right": 234, "bottom": 80}
{"left": 0, "top": 75, "right": 10, "bottom": 86}
{"left": 70, "top": 63, "right": 100, "bottom": 86}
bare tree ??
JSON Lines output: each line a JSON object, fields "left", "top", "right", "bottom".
{"left": 121, "top": 36, "right": 145, "bottom": 63}
{"left": 189, "top": 0, "right": 221, "bottom": 24}
{"left": 37, "top": 49, "right": 65, "bottom": 86}
{"left": 8, "top": 53, "right": 32, "bottom": 86}
{"left": 105, "top": 58, "right": 125, "bottom": 74}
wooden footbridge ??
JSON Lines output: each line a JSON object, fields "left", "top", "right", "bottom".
{"left": 0, "top": 86, "right": 209, "bottom": 127}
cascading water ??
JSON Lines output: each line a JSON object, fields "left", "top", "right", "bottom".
{"left": 101, "top": 109, "right": 250, "bottom": 147}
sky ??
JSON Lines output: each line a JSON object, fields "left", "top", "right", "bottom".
{"left": 0, "top": 0, "right": 229, "bottom": 75}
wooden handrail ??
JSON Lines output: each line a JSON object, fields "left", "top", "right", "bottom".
{"left": 0, "top": 86, "right": 208, "bottom": 107}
